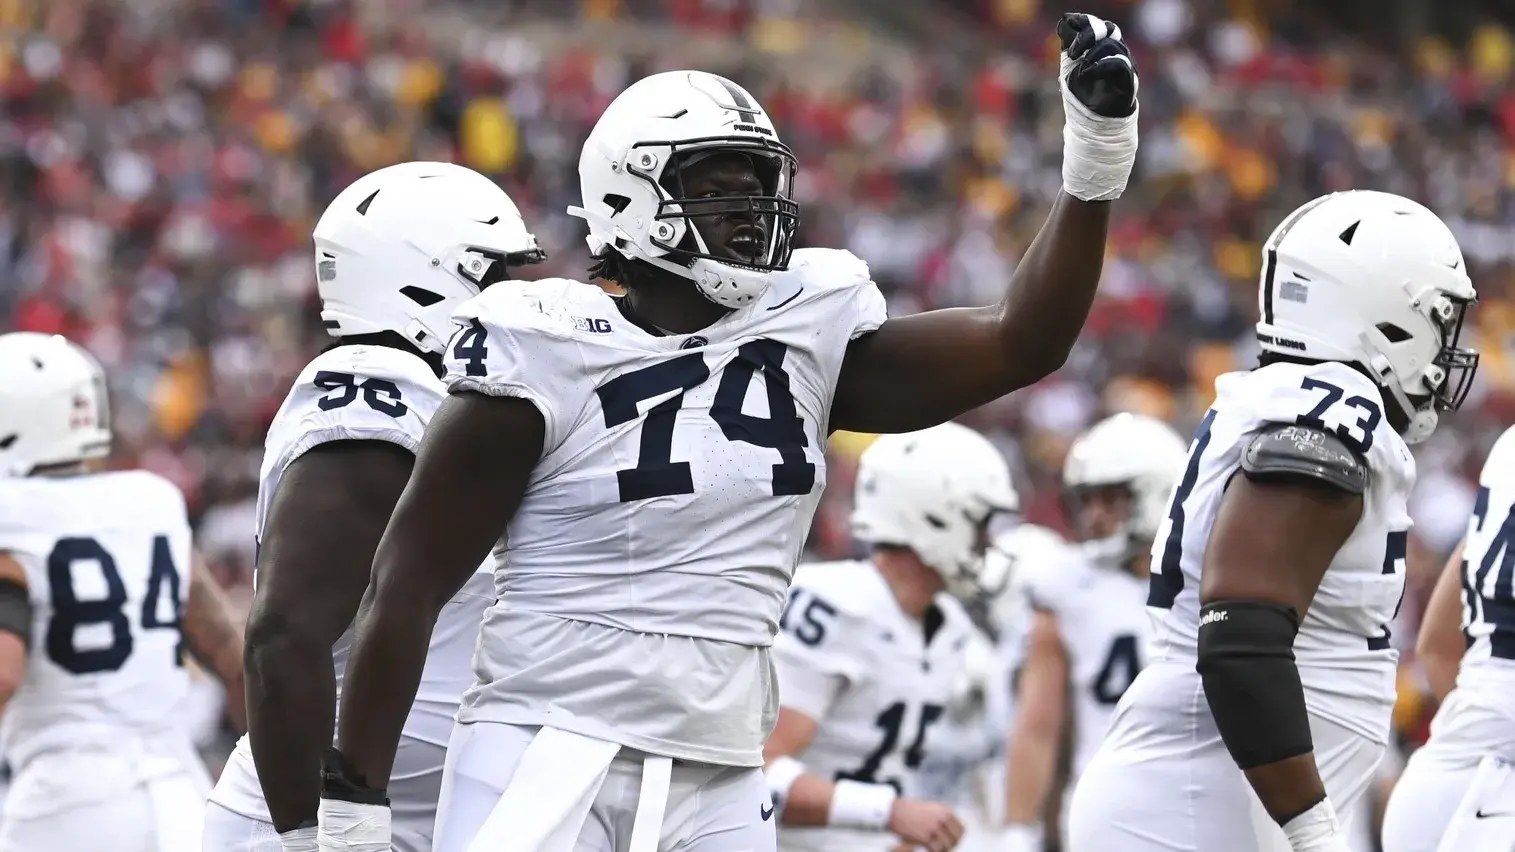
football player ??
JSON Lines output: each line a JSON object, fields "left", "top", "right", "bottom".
{"left": 318, "top": 13, "right": 1140, "bottom": 852}
{"left": 199, "top": 162, "right": 545, "bottom": 852}
{"left": 763, "top": 423, "right": 1017, "bottom": 852}
{"left": 949, "top": 522, "right": 1066, "bottom": 852}
{"left": 1067, "top": 190, "right": 1481, "bottom": 852}
{"left": 1380, "top": 424, "right": 1515, "bottom": 852}
{"left": 999, "top": 412, "right": 1185, "bottom": 852}
{"left": 0, "top": 332, "right": 245, "bottom": 852}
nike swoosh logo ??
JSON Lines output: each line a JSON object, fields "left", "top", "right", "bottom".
{"left": 1477, "top": 809, "right": 1515, "bottom": 819}
{"left": 760, "top": 803, "right": 775, "bottom": 821}
{"left": 766, "top": 289, "right": 802, "bottom": 311}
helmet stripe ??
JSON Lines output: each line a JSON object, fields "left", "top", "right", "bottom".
{"left": 1261, "top": 193, "right": 1332, "bottom": 324}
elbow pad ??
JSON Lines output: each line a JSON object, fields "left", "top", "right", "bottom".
{"left": 1196, "top": 600, "right": 1312, "bottom": 770}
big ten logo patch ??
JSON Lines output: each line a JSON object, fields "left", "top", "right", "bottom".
{"left": 573, "top": 316, "right": 613, "bottom": 334}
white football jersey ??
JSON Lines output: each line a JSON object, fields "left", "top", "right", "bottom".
{"left": 1020, "top": 545, "right": 1150, "bottom": 782}
{"left": 448, "top": 248, "right": 887, "bottom": 767}
{"left": 1148, "top": 361, "right": 1414, "bottom": 742}
{"left": 1459, "top": 423, "right": 1515, "bottom": 673}
{"left": 915, "top": 627, "right": 1004, "bottom": 849}
{"left": 0, "top": 470, "right": 194, "bottom": 770}
{"left": 209, "top": 344, "right": 495, "bottom": 821}
{"left": 773, "top": 560, "right": 977, "bottom": 852}
{"left": 1427, "top": 421, "right": 1515, "bottom": 755}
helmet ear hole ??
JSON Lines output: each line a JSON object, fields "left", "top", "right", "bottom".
{"left": 1376, "top": 322, "right": 1412, "bottom": 343}
{"left": 400, "top": 286, "right": 445, "bottom": 307}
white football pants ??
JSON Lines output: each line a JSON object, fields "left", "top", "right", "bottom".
{"left": 433, "top": 720, "right": 775, "bottom": 852}
{"left": 0, "top": 745, "right": 210, "bottom": 852}
{"left": 1381, "top": 687, "right": 1515, "bottom": 852}
{"left": 1067, "top": 661, "right": 1384, "bottom": 852}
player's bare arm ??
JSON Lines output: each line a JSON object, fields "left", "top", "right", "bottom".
{"left": 828, "top": 14, "right": 1137, "bottom": 435}
{"left": 332, "top": 392, "right": 544, "bottom": 788}
{"left": 243, "top": 440, "right": 415, "bottom": 833}
{"left": 1002, "top": 608, "right": 1068, "bottom": 847}
{"left": 1198, "top": 444, "right": 1365, "bottom": 828}
{"left": 182, "top": 550, "right": 247, "bottom": 732}
{"left": 0, "top": 551, "right": 29, "bottom": 712}
{"left": 1417, "top": 536, "right": 1468, "bottom": 702}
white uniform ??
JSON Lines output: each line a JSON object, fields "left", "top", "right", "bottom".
{"left": 202, "top": 345, "right": 495, "bottom": 852}
{"left": 953, "top": 554, "right": 1055, "bottom": 852}
{"left": 916, "top": 629, "right": 1003, "bottom": 852}
{"left": 1068, "top": 362, "right": 1413, "bottom": 852}
{"left": 0, "top": 470, "right": 208, "bottom": 852}
{"left": 1381, "top": 425, "right": 1515, "bottom": 852}
{"left": 430, "top": 248, "right": 886, "bottom": 852}
{"left": 773, "top": 560, "right": 977, "bottom": 852}
{"left": 1024, "top": 547, "right": 1150, "bottom": 790}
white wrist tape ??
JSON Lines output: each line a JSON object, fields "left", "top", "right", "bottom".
{"left": 765, "top": 756, "right": 806, "bottom": 803}
{"left": 316, "top": 799, "right": 390, "bottom": 852}
{"left": 1282, "top": 798, "right": 1346, "bottom": 852}
{"left": 278, "top": 825, "right": 320, "bottom": 852}
{"left": 1060, "top": 50, "right": 1139, "bottom": 202}
{"left": 828, "top": 780, "right": 897, "bottom": 830}
{"left": 999, "top": 823, "right": 1042, "bottom": 852}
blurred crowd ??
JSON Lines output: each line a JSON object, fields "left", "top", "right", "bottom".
{"left": 3, "top": 0, "right": 1515, "bottom": 761}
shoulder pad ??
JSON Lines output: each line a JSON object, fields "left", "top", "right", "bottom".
{"left": 1242, "top": 423, "right": 1368, "bottom": 495}
{"left": 791, "top": 560, "right": 884, "bottom": 618}
{"left": 788, "top": 248, "right": 870, "bottom": 284}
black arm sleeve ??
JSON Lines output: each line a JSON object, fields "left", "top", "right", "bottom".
{"left": 0, "top": 580, "right": 32, "bottom": 648}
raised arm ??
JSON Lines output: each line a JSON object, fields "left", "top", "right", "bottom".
{"left": 242, "top": 441, "right": 415, "bottom": 835}
{"left": 830, "top": 14, "right": 1139, "bottom": 434}
{"left": 320, "top": 392, "right": 543, "bottom": 844}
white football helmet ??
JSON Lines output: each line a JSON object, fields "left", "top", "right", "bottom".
{"left": 982, "top": 522, "right": 1067, "bottom": 640}
{"left": 851, "top": 423, "right": 1020, "bottom": 601}
{"left": 567, "top": 70, "right": 799, "bottom": 309}
{"left": 0, "top": 332, "right": 111, "bottom": 477}
{"left": 314, "top": 161, "right": 544, "bottom": 354}
{"left": 1256, "top": 190, "right": 1478, "bottom": 444}
{"left": 1063, "top": 412, "right": 1187, "bottom": 562}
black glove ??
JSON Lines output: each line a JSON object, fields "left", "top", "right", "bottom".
{"left": 1058, "top": 13, "right": 1139, "bottom": 119}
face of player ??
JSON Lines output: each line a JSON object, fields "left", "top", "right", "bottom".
{"left": 1070, "top": 484, "right": 1133, "bottom": 542}
{"left": 676, "top": 152, "right": 770, "bottom": 265}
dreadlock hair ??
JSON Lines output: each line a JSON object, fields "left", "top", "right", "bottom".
{"left": 587, "top": 250, "right": 665, "bottom": 293}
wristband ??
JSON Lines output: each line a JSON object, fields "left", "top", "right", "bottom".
{"left": 765, "top": 756, "right": 806, "bottom": 804}
{"left": 1281, "top": 797, "right": 1344, "bottom": 852}
{"left": 999, "top": 823, "right": 1042, "bottom": 852}
{"left": 828, "top": 780, "right": 897, "bottom": 830}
